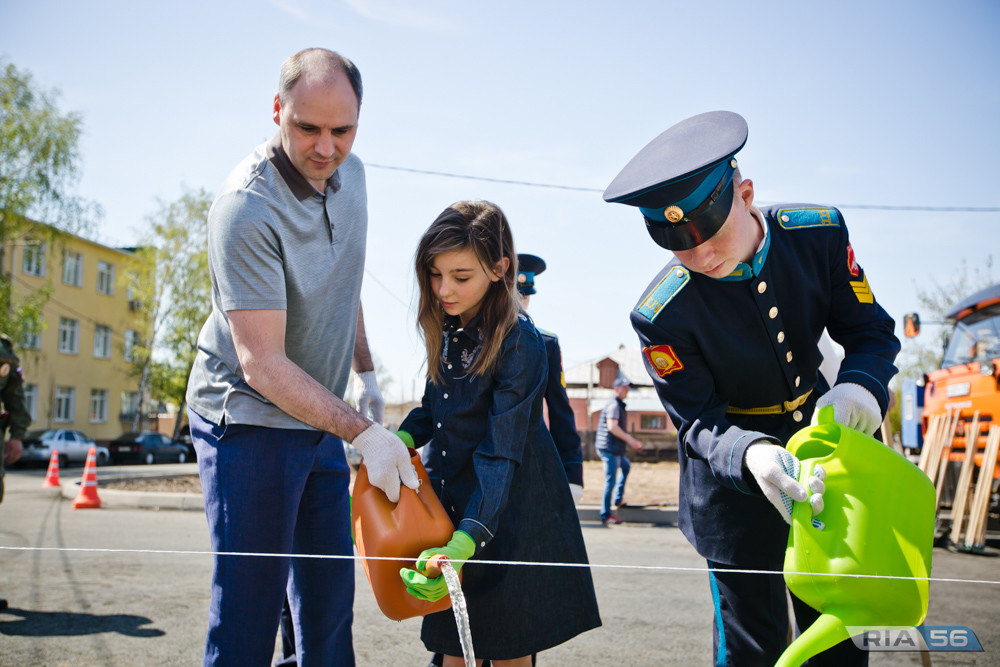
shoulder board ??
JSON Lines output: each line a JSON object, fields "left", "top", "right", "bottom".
{"left": 536, "top": 327, "right": 557, "bottom": 339}
{"left": 636, "top": 266, "right": 690, "bottom": 321}
{"left": 776, "top": 207, "right": 840, "bottom": 230}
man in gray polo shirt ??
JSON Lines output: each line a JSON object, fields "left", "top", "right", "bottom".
{"left": 186, "top": 48, "right": 418, "bottom": 666}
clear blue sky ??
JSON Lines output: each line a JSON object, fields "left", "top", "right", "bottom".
{"left": 3, "top": 0, "right": 998, "bottom": 401}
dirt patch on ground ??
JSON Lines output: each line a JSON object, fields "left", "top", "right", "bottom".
{"left": 101, "top": 476, "right": 205, "bottom": 493}
{"left": 581, "top": 459, "right": 679, "bottom": 507}
{"left": 100, "top": 460, "right": 681, "bottom": 506}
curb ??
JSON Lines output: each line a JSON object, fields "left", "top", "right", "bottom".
{"left": 577, "top": 503, "right": 678, "bottom": 526}
{"left": 57, "top": 466, "right": 681, "bottom": 524}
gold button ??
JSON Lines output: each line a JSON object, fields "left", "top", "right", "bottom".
{"left": 781, "top": 214, "right": 790, "bottom": 223}
{"left": 786, "top": 351, "right": 794, "bottom": 362}
{"left": 757, "top": 282, "right": 767, "bottom": 294}
{"left": 793, "top": 410, "right": 804, "bottom": 422}
{"left": 795, "top": 376, "right": 801, "bottom": 387}
{"left": 777, "top": 331, "right": 785, "bottom": 343}
{"left": 675, "top": 268, "right": 686, "bottom": 278}
{"left": 769, "top": 307, "right": 778, "bottom": 319}
{"left": 443, "top": 393, "right": 449, "bottom": 399}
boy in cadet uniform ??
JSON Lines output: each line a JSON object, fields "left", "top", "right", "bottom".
{"left": 517, "top": 253, "right": 585, "bottom": 503}
{"left": 0, "top": 333, "right": 31, "bottom": 611}
{"left": 604, "top": 111, "right": 899, "bottom": 666}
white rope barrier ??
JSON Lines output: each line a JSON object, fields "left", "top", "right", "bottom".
{"left": 2, "top": 545, "right": 997, "bottom": 586}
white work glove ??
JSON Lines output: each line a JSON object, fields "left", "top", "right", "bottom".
{"left": 744, "top": 443, "right": 826, "bottom": 525}
{"left": 354, "top": 370, "right": 385, "bottom": 424}
{"left": 815, "top": 382, "right": 882, "bottom": 435}
{"left": 569, "top": 483, "right": 584, "bottom": 505}
{"left": 351, "top": 423, "right": 420, "bottom": 503}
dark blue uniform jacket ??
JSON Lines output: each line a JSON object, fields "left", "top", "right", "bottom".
{"left": 630, "top": 205, "right": 900, "bottom": 568}
{"left": 539, "top": 329, "right": 584, "bottom": 486}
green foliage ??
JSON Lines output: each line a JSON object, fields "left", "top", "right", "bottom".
{"left": 126, "top": 188, "right": 212, "bottom": 416}
{"left": 0, "top": 60, "right": 100, "bottom": 338}
{"left": 886, "top": 256, "right": 995, "bottom": 439}
{"left": 895, "top": 256, "right": 995, "bottom": 383}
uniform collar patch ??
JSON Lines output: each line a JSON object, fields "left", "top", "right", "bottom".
{"left": 716, "top": 209, "right": 770, "bottom": 282}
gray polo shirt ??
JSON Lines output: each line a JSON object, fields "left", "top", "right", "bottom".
{"left": 187, "top": 134, "right": 368, "bottom": 429}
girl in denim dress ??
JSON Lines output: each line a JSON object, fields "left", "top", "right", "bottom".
{"left": 397, "top": 201, "right": 601, "bottom": 666}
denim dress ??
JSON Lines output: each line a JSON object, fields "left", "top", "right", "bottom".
{"left": 400, "top": 313, "right": 601, "bottom": 659}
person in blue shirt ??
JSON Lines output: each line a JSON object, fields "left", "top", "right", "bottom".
{"left": 594, "top": 376, "right": 644, "bottom": 525}
{"left": 396, "top": 200, "right": 601, "bottom": 667}
{"left": 516, "top": 253, "right": 585, "bottom": 503}
{"left": 604, "top": 111, "right": 899, "bottom": 666}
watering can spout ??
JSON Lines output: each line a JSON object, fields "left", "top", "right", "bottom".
{"left": 775, "top": 612, "right": 849, "bottom": 667}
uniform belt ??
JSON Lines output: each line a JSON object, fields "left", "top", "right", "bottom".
{"left": 726, "top": 389, "right": 813, "bottom": 416}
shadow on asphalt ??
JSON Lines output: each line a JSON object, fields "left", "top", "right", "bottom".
{"left": 0, "top": 607, "right": 165, "bottom": 638}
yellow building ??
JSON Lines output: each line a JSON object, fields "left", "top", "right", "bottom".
{"left": 7, "top": 226, "right": 148, "bottom": 442}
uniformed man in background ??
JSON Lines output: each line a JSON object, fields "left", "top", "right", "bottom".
{"left": 604, "top": 111, "right": 899, "bottom": 666}
{"left": 0, "top": 333, "right": 32, "bottom": 610}
{"left": 517, "top": 253, "right": 585, "bottom": 503}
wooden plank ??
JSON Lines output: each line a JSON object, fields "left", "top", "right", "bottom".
{"left": 919, "top": 412, "right": 946, "bottom": 477}
{"left": 949, "top": 412, "right": 980, "bottom": 545}
{"left": 880, "top": 414, "right": 903, "bottom": 454}
{"left": 965, "top": 425, "right": 1000, "bottom": 549}
{"left": 927, "top": 410, "right": 959, "bottom": 487}
{"left": 917, "top": 414, "right": 942, "bottom": 473}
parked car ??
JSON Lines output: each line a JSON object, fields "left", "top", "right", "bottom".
{"left": 19, "top": 429, "right": 110, "bottom": 468}
{"left": 107, "top": 432, "right": 190, "bottom": 465}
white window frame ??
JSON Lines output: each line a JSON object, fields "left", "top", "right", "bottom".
{"left": 58, "top": 318, "right": 79, "bottom": 354}
{"left": 62, "top": 250, "right": 83, "bottom": 287}
{"left": 97, "top": 260, "right": 115, "bottom": 295}
{"left": 54, "top": 386, "right": 76, "bottom": 422}
{"left": 93, "top": 325, "right": 112, "bottom": 359}
{"left": 89, "top": 389, "right": 109, "bottom": 423}
{"left": 21, "top": 329, "right": 42, "bottom": 350}
{"left": 24, "top": 383, "right": 38, "bottom": 421}
{"left": 22, "top": 241, "right": 46, "bottom": 277}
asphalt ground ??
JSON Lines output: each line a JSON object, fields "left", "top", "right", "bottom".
{"left": 1, "top": 464, "right": 998, "bottom": 666}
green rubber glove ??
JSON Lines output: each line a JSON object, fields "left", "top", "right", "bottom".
{"left": 396, "top": 430, "right": 415, "bottom": 449}
{"left": 399, "top": 530, "right": 475, "bottom": 601}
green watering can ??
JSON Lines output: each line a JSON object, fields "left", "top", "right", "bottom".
{"left": 776, "top": 406, "right": 935, "bottom": 667}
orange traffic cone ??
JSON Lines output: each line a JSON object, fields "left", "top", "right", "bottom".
{"left": 43, "top": 450, "right": 61, "bottom": 488}
{"left": 72, "top": 446, "right": 102, "bottom": 509}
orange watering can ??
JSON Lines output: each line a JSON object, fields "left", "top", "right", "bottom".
{"left": 352, "top": 447, "right": 458, "bottom": 621}
{"left": 777, "top": 406, "right": 935, "bottom": 667}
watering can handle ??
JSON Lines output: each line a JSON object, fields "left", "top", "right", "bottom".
{"left": 814, "top": 404, "right": 835, "bottom": 426}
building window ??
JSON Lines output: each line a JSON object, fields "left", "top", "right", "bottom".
{"left": 93, "top": 325, "right": 112, "bottom": 359}
{"left": 24, "top": 383, "right": 38, "bottom": 421}
{"left": 641, "top": 414, "right": 666, "bottom": 430}
{"left": 121, "top": 391, "right": 139, "bottom": 423}
{"left": 21, "top": 329, "right": 42, "bottom": 350}
{"left": 62, "top": 250, "right": 83, "bottom": 287}
{"left": 59, "top": 318, "right": 79, "bottom": 354}
{"left": 54, "top": 386, "right": 76, "bottom": 422}
{"left": 90, "top": 389, "right": 109, "bottom": 423}
{"left": 22, "top": 241, "right": 46, "bottom": 277}
{"left": 124, "top": 330, "right": 140, "bottom": 362}
{"left": 97, "top": 260, "right": 115, "bottom": 295}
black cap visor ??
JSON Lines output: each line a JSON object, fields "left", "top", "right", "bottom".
{"left": 643, "top": 177, "right": 734, "bottom": 251}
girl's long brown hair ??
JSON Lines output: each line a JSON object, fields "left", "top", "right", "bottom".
{"left": 415, "top": 201, "right": 520, "bottom": 384}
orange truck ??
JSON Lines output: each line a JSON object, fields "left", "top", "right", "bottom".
{"left": 901, "top": 282, "right": 1000, "bottom": 516}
